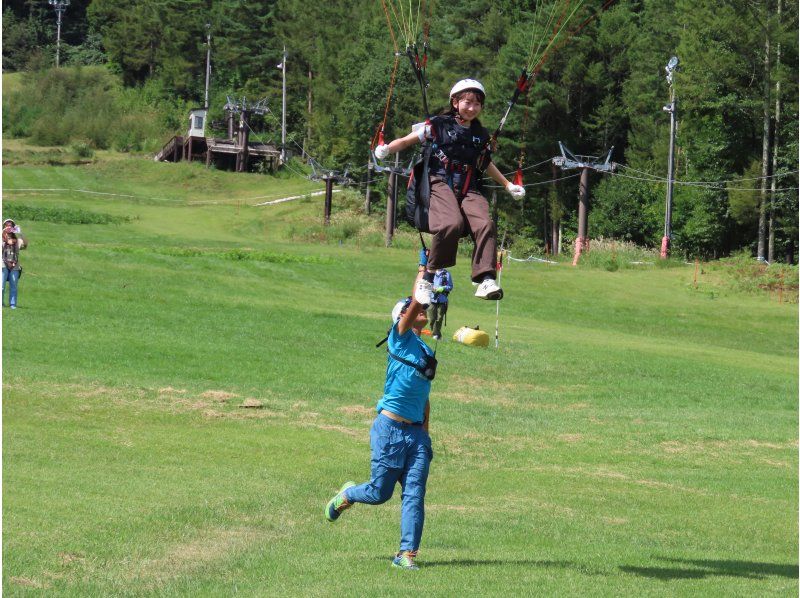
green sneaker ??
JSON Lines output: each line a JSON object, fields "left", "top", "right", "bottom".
{"left": 391, "top": 551, "right": 419, "bottom": 570}
{"left": 325, "top": 481, "right": 356, "bottom": 522}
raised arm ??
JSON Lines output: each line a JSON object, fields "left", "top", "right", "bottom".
{"left": 397, "top": 264, "right": 427, "bottom": 336}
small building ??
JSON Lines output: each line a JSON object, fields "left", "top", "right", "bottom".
{"left": 155, "top": 107, "right": 280, "bottom": 173}
{"left": 188, "top": 109, "right": 207, "bottom": 137}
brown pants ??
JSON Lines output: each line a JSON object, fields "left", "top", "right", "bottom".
{"left": 427, "top": 176, "right": 497, "bottom": 282}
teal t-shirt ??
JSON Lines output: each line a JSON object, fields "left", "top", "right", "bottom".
{"left": 376, "top": 323, "right": 432, "bottom": 423}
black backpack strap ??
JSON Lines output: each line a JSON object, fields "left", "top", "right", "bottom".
{"left": 376, "top": 327, "right": 391, "bottom": 348}
{"left": 387, "top": 349, "right": 426, "bottom": 375}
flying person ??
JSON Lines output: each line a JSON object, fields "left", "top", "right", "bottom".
{"left": 325, "top": 267, "right": 435, "bottom": 571}
{"left": 374, "top": 79, "right": 525, "bottom": 306}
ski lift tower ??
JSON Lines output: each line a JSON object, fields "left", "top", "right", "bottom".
{"left": 223, "top": 96, "right": 270, "bottom": 172}
{"left": 48, "top": 0, "right": 70, "bottom": 68}
{"left": 552, "top": 142, "right": 615, "bottom": 265}
{"left": 310, "top": 166, "right": 354, "bottom": 226}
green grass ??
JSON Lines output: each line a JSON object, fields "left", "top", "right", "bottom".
{"left": 3, "top": 156, "right": 798, "bottom": 596}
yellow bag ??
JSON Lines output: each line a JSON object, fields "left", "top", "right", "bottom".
{"left": 452, "top": 326, "right": 489, "bottom": 347}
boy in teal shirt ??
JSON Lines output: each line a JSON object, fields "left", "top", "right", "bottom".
{"left": 325, "top": 269, "right": 434, "bottom": 571}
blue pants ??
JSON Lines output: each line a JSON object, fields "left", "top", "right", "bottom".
{"left": 345, "top": 413, "right": 433, "bottom": 552}
{"left": 2, "top": 268, "right": 19, "bottom": 307}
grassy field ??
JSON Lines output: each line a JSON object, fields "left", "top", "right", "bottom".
{"left": 2, "top": 153, "right": 798, "bottom": 596}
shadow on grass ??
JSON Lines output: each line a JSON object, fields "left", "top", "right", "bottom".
{"left": 423, "top": 559, "right": 577, "bottom": 570}
{"left": 374, "top": 557, "right": 585, "bottom": 571}
{"left": 620, "top": 557, "right": 799, "bottom": 581}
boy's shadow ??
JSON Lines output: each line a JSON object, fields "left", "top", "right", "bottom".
{"left": 422, "top": 558, "right": 577, "bottom": 570}
{"left": 374, "top": 557, "right": 582, "bottom": 571}
{"left": 619, "top": 557, "right": 798, "bottom": 580}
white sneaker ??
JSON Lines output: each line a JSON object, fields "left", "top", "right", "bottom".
{"left": 414, "top": 279, "right": 435, "bottom": 307}
{"left": 474, "top": 278, "right": 503, "bottom": 300}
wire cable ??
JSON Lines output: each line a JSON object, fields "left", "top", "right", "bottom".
{"left": 607, "top": 170, "right": 798, "bottom": 193}
{"left": 484, "top": 171, "right": 582, "bottom": 189}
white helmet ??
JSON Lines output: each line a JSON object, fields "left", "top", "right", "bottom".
{"left": 449, "top": 79, "right": 486, "bottom": 100}
{"left": 391, "top": 297, "right": 412, "bottom": 323}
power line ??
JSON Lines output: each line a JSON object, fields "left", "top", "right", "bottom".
{"left": 483, "top": 171, "right": 582, "bottom": 189}
{"left": 500, "top": 158, "right": 553, "bottom": 177}
{"left": 617, "top": 163, "right": 800, "bottom": 185}
{"left": 608, "top": 170, "right": 798, "bottom": 193}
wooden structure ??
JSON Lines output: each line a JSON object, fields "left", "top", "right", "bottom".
{"left": 155, "top": 107, "right": 280, "bottom": 173}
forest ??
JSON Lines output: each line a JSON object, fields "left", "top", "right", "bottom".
{"left": 2, "top": 0, "right": 798, "bottom": 261}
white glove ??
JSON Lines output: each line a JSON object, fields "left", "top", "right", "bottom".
{"left": 374, "top": 144, "right": 390, "bottom": 160}
{"left": 413, "top": 122, "right": 432, "bottom": 142}
{"left": 506, "top": 183, "right": 526, "bottom": 199}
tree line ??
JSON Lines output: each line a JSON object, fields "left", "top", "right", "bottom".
{"left": 2, "top": 0, "right": 797, "bottom": 261}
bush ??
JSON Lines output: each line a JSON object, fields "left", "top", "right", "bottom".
{"left": 69, "top": 140, "right": 95, "bottom": 159}
{"left": 5, "top": 204, "right": 130, "bottom": 225}
{"left": 708, "top": 252, "right": 799, "bottom": 299}
{"left": 3, "top": 65, "right": 172, "bottom": 152}
{"left": 574, "top": 238, "right": 665, "bottom": 270}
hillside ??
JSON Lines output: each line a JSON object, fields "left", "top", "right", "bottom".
{"left": 2, "top": 154, "right": 798, "bottom": 595}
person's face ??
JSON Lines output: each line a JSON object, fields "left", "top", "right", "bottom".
{"left": 452, "top": 92, "right": 483, "bottom": 122}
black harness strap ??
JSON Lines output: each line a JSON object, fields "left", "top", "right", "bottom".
{"left": 387, "top": 348, "right": 437, "bottom": 381}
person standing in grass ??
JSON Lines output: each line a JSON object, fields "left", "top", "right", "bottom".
{"left": 418, "top": 248, "right": 451, "bottom": 340}
{"left": 2, "top": 219, "right": 26, "bottom": 309}
{"left": 427, "top": 266, "right": 452, "bottom": 341}
{"left": 325, "top": 268, "right": 435, "bottom": 571}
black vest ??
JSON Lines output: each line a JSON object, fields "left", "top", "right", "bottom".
{"left": 428, "top": 115, "right": 491, "bottom": 176}
{"left": 404, "top": 115, "right": 491, "bottom": 233}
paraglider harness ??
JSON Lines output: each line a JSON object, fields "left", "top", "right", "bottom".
{"left": 405, "top": 115, "right": 490, "bottom": 233}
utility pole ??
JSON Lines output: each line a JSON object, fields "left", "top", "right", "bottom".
{"left": 550, "top": 160, "right": 559, "bottom": 255}
{"left": 203, "top": 24, "right": 211, "bottom": 111}
{"left": 365, "top": 158, "right": 374, "bottom": 215}
{"left": 386, "top": 154, "right": 399, "bottom": 247}
{"left": 768, "top": 0, "right": 782, "bottom": 264}
{"left": 48, "top": 0, "right": 70, "bottom": 68}
{"left": 661, "top": 56, "right": 679, "bottom": 259}
{"left": 576, "top": 167, "right": 590, "bottom": 262}
{"left": 277, "top": 47, "right": 288, "bottom": 165}
{"left": 552, "top": 142, "right": 615, "bottom": 266}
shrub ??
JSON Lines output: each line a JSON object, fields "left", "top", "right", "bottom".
{"left": 69, "top": 140, "right": 96, "bottom": 159}
{"left": 5, "top": 204, "right": 130, "bottom": 225}
{"left": 708, "top": 252, "right": 799, "bottom": 300}
{"left": 3, "top": 65, "right": 172, "bottom": 152}
{"left": 574, "top": 238, "right": 665, "bottom": 270}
